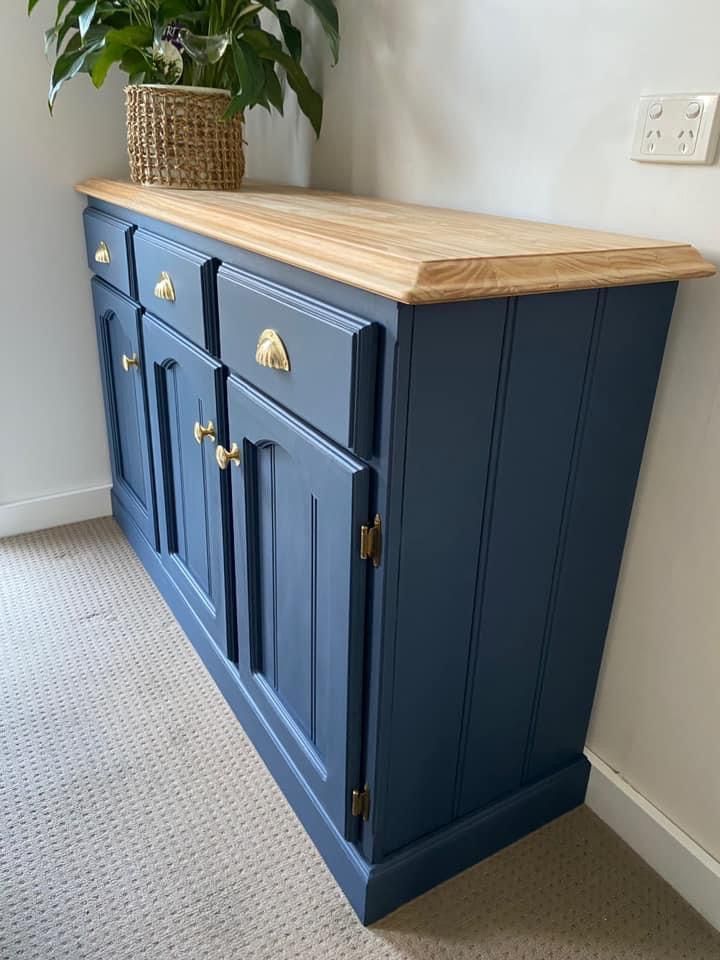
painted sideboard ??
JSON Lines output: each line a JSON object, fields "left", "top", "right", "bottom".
{"left": 77, "top": 178, "right": 714, "bottom": 923}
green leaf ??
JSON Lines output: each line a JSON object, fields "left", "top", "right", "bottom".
{"left": 301, "top": 0, "right": 338, "bottom": 63}
{"left": 262, "top": 60, "right": 283, "bottom": 112}
{"left": 78, "top": 1, "right": 97, "bottom": 40}
{"left": 28, "top": 0, "right": 43, "bottom": 14}
{"left": 277, "top": 9, "right": 301, "bottom": 61}
{"left": 244, "top": 28, "right": 322, "bottom": 134}
{"left": 120, "top": 48, "right": 151, "bottom": 74}
{"left": 44, "top": 26, "right": 59, "bottom": 54}
{"left": 48, "top": 44, "right": 90, "bottom": 108}
{"left": 90, "top": 40, "right": 124, "bottom": 87}
{"left": 105, "top": 25, "right": 153, "bottom": 49}
{"left": 159, "top": 0, "right": 192, "bottom": 19}
{"left": 55, "top": 0, "right": 71, "bottom": 21}
{"left": 231, "top": 37, "right": 265, "bottom": 104}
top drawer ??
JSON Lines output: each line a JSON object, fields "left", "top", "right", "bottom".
{"left": 134, "top": 229, "right": 217, "bottom": 352}
{"left": 218, "top": 266, "right": 378, "bottom": 456}
{"left": 83, "top": 209, "right": 134, "bottom": 297}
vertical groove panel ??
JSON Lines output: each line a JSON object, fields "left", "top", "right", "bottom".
{"left": 526, "top": 282, "right": 677, "bottom": 780}
{"left": 383, "top": 299, "right": 507, "bottom": 853}
{"left": 310, "top": 495, "right": 318, "bottom": 746}
{"left": 456, "top": 290, "right": 596, "bottom": 817}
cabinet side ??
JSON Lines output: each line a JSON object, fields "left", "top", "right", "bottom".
{"left": 524, "top": 281, "right": 677, "bottom": 780}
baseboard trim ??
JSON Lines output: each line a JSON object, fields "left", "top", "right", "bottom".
{"left": 585, "top": 749, "right": 720, "bottom": 932}
{"left": 0, "top": 483, "right": 112, "bottom": 538}
{"left": 365, "top": 757, "right": 589, "bottom": 923}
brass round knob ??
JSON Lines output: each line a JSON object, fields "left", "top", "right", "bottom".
{"left": 121, "top": 353, "right": 139, "bottom": 372}
{"left": 194, "top": 420, "right": 216, "bottom": 445}
{"left": 216, "top": 442, "right": 241, "bottom": 470}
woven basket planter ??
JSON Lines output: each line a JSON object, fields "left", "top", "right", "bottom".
{"left": 125, "top": 85, "right": 245, "bottom": 190}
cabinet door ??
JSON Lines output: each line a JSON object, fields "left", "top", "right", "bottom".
{"left": 92, "top": 279, "right": 156, "bottom": 547}
{"left": 226, "top": 377, "right": 369, "bottom": 840}
{"left": 143, "top": 314, "right": 230, "bottom": 656}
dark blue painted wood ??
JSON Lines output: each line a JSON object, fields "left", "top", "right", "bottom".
{"left": 111, "top": 489, "right": 373, "bottom": 919}
{"left": 112, "top": 489, "right": 588, "bottom": 927}
{"left": 218, "top": 265, "right": 378, "bottom": 456}
{"left": 525, "top": 282, "right": 677, "bottom": 781}
{"left": 92, "top": 278, "right": 156, "bottom": 547}
{"left": 134, "top": 229, "right": 218, "bottom": 354}
{"left": 227, "top": 376, "right": 369, "bottom": 841}
{"left": 89, "top": 197, "right": 400, "bottom": 333}
{"left": 85, "top": 194, "right": 683, "bottom": 925}
{"left": 84, "top": 209, "right": 135, "bottom": 297}
{"left": 457, "top": 290, "right": 596, "bottom": 815}
{"left": 382, "top": 298, "right": 507, "bottom": 854}
{"left": 142, "top": 314, "right": 231, "bottom": 657}
{"left": 364, "top": 755, "right": 589, "bottom": 924}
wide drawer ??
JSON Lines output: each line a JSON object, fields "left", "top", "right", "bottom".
{"left": 218, "top": 265, "right": 378, "bottom": 456}
{"left": 134, "top": 229, "right": 217, "bottom": 352}
{"left": 84, "top": 209, "right": 135, "bottom": 297}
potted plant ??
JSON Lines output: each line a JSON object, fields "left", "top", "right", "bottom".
{"left": 28, "top": 0, "right": 339, "bottom": 190}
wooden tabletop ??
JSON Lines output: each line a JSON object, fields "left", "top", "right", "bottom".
{"left": 77, "top": 178, "right": 715, "bottom": 304}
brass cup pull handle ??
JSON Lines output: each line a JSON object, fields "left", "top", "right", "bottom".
{"left": 194, "top": 420, "right": 216, "bottom": 445}
{"left": 255, "top": 329, "right": 290, "bottom": 372}
{"left": 216, "top": 442, "right": 241, "bottom": 470}
{"left": 94, "top": 241, "right": 111, "bottom": 264}
{"left": 154, "top": 271, "right": 176, "bottom": 303}
{"left": 122, "top": 352, "right": 139, "bottom": 372}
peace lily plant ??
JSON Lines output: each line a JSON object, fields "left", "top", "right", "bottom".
{"left": 29, "top": 0, "right": 338, "bottom": 136}
{"left": 29, "top": 0, "right": 338, "bottom": 134}
{"left": 28, "top": 1, "right": 338, "bottom": 189}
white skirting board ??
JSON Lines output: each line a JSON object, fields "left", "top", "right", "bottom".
{"left": 0, "top": 484, "right": 112, "bottom": 538}
{"left": 585, "top": 749, "right": 720, "bottom": 931}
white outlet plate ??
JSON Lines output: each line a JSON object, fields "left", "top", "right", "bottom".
{"left": 631, "top": 93, "right": 720, "bottom": 164}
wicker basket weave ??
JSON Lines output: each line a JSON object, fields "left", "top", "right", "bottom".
{"left": 125, "top": 85, "right": 245, "bottom": 190}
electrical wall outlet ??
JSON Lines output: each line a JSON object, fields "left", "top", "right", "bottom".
{"left": 631, "top": 93, "right": 720, "bottom": 164}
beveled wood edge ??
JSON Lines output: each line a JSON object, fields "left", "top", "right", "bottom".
{"left": 76, "top": 179, "right": 716, "bottom": 304}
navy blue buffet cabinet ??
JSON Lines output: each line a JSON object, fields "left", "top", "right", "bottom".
{"left": 79, "top": 179, "right": 713, "bottom": 923}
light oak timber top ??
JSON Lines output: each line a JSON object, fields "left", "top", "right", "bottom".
{"left": 77, "top": 178, "right": 715, "bottom": 304}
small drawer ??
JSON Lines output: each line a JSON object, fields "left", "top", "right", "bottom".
{"left": 83, "top": 209, "right": 134, "bottom": 297}
{"left": 218, "top": 265, "right": 378, "bottom": 456}
{"left": 134, "top": 229, "right": 217, "bottom": 352}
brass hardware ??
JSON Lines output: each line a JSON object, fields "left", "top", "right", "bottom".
{"left": 94, "top": 241, "right": 111, "bottom": 264}
{"left": 216, "top": 442, "right": 241, "bottom": 470}
{"left": 351, "top": 785, "right": 370, "bottom": 821}
{"left": 255, "top": 329, "right": 290, "bottom": 372}
{"left": 193, "top": 420, "right": 216, "bottom": 445}
{"left": 154, "top": 271, "right": 176, "bottom": 303}
{"left": 121, "top": 352, "right": 139, "bottom": 372}
{"left": 360, "top": 514, "right": 382, "bottom": 567}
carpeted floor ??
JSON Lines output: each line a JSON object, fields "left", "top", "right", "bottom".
{"left": 1, "top": 518, "right": 719, "bottom": 960}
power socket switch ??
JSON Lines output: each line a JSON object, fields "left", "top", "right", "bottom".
{"left": 631, "top": 93, "right": 720, "bottom": 164}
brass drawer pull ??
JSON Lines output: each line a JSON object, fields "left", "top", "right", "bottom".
{"left": 256, "top": 329, "right": 290, "bottom": 372}
{"left": 194, "top": 420, "right": 216, "bottom": 445}
{"left": 216, "top": 442, "right": 241, "bottom": 469}
{"left": 121, "top": 352, "right": 139, "bottom": 372}
{"left": 94, "top": 241, "right": 111, "bottom": 264}
{"left": 154, "top": 271, "right": 176, "bottom": 303}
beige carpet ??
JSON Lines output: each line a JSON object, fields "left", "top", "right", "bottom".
{"left": 1, "top": 518, "right": 719, "bottom": 960}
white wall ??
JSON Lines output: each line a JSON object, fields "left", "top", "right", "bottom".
{"left": 249, "top": 0, "right": 720, "bottom": 866}
{"left": 0, "top": 7, "right": 128, "bottom": 536}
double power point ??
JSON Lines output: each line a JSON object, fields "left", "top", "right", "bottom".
{"left": 631, "top": 93, "right": 720, "bottom": 164}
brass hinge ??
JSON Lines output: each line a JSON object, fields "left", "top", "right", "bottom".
{"left": 351, "top": 785, "right": 370, "bottom": 820}
{"left": 360, "top": 514, "right": 382, "bottom": 567}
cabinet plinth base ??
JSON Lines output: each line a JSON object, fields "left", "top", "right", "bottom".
{"left": 112, "top": 493, "right": 589, "bottom": 925}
